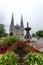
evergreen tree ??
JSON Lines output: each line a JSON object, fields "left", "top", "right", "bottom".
{"left": 9, "top": 32, "right": 13, "bottom": 36}
{"left": 0, "top": 24, "right": 8, "bottom": 37}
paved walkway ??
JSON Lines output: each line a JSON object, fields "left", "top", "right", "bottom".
{"left": 37, "top": 40, "right": 43, "bottom": 43}
{"left": 31, "top": 38, "right": 43, "bottom": 43}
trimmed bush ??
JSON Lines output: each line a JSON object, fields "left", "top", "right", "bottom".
{"left": 24, "top": 52, "right": 43, "bottom": 65}
{"left": 0, "top": 51, "right": 19, "bottom": 65}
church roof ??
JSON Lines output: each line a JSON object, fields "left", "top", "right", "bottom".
{"left": 14, "top": 24, "right": 20, "bottom": 29}
{"left": 16, "top": 24, "right": 19, "bottom": 27}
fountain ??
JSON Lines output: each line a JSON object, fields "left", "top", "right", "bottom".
{"left": 25, "top": 22, "right": 31, "bottom": 38}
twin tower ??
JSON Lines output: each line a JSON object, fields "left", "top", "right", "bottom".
{"left": 10, "top": 14, "right": 24, "bottom": 39}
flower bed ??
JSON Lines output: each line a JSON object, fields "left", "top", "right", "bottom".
{"left": 0, "top": 37, "right": 22, "bottom": 53}
{"left": 0, "top": 37, "right": 39, "bottom": 54}
{"left": 0, "top": 37, "right": 38, "bottom": 54}
{"left": 0, "top": 37, "right": 42, "bottom": 65}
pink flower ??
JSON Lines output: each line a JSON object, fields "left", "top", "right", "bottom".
{"left": 2, "top": 50, "right": 7, "bottom": 53}
{"left": 24, "top": 45, "right": 27, "bottom": 48}
{"left": 25, "top": 39, "right": 30, "bottom": 43}
{"left": 7, "top": 47, "right": 11, "bottom": 51}
{"left": 0, "top": 49, "right": 3, "bottom": 54}
{"left": 33, "top": 48, "right": 39, "bottom": 52}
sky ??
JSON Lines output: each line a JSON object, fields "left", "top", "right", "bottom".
{"left": 0, "top": 0, "right": 43, "bottom": 34}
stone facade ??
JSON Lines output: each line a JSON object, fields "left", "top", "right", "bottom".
{"left": 9, "top": 14, "right": 24, "bottom": 39}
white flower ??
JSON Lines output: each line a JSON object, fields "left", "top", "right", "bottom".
{"left": 0, "top": 60, "right": 2, "bottom": 62}
{"left": 35, "top": 55, "right": 38, "bottom": 58}
{"left": 15, "top": 63, "right": 17, "bottom": 65}
{"left": 31, "top": 57, "right": 33, "bottom": 60}
{"left": 0, "top": 54, "right": 2, "bottom": 58}
{"left": 42, "top": 58, "right": 43, "bottom": 60}
{"left": 34, "top": 62, "right": 38, "bottom": 65}
{"left": 40, "top": 62, "right": 42, "bottom": 63}
{"left": 5, "top": 57, "right": 7, "bottom": 59}
{"left": 27, "top": 59, "right": 29, "bottom": 62}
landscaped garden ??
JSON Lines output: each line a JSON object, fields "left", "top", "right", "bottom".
{"left": 0, "top": 36, "right": 43, "bottom": 65}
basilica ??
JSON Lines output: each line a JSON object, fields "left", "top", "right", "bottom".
{"left": 9, "top": 14, "right": 24, "bottom": 39}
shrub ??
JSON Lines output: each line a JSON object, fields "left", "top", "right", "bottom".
{"left": 0, "top": 51, "right": 19, "bottom": 65}
{"left": 3, "top": 36, "right": 20, "bottom": 46}
{"left": 24, "top": 52, "right": 43, "bottom": 65}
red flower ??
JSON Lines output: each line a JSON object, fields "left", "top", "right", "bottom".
{"left": 0, "top": 49, "right": 3, "bottom": 54}
{"left": 4, "top": 46, "right": 9, "bottom": 50}
{"left": 2, "top": 42, "right": 7, "bottom": 47}
{"left": 10, "top": 42, "right": 15, "bottom": 45}
{"left": 2, "top": 49, "right": 7, "bottom": 53}
{"left": 24, "top": 45, "right": 27, "bottom": 48}
{"left": 33, "top": 48, "right": 39, "bottom": 52}
{"left": 25, "top": 39, "right": 30, "bottom": 43}
{"left": 16, "top": 41, "right": 22, "bottom": 46}
{"left": 26, "top": 49, "right": 30, "bottom": 53}
{"left": 14, "top": 46, "right": 17, "bottom": 49}
{"left": 7, "top": 47, "right": 11, "bottom": 51}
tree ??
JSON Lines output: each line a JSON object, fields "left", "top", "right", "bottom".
{"left": 3, "top": 33, "right": 8, "bottom": 37}
{"left": 0, "top": 24, "right": 8, "bottom": 37}
{"left": 9, "top": 32, "right": 13, "bottom": 36}
{"left": 32, "top": 33, "right": 35, "bottom": 37}
{"left": 36, "top": 30, "right": 43, "bottom": 37}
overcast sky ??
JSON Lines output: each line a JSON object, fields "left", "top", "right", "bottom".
{"left": 0, "top": 0, "right": 43, "bottom": 34}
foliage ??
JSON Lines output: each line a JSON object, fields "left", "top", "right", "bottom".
{"left": 0, "top": 38, "right": 4, "bottom": 43}
{"left": 36, "top": 30, "right": 43, "bottom": 37}
{"left": 24, "top": 52, "right": 43, "bottom": 65}
{"left": 0, "top": 51, "right": 19, "bottom": 65}
{"left": 0, "top": 37, "right": 39, "bottom": 54}
{"left": 9, "top": 32, "right": 13, "bottom": 36}
{"left": 3, "top": 36, "right": 20, "bottom": 46}
{"left": 32, "top": 33, "right": 35, "bottom": 37}
{"left": 0, "top": 24, "right": 6, "bottom": 37}
{"left": 0, "top": 36, "right": 23, "bottom": 53}
{"left": 3, "top": 33, "right": 8, "bottom": 37}
{"left": 0, "top": 37, "right": 41, "bottom": 65}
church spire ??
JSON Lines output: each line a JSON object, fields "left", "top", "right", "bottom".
{"left": 10, "top": 13, "right": 14, "bottom": 33}
{"left": 10, "top": 13, "right": 14, "bottom": 26}
{"left": 20, "top": 15, "right": 24, "bottom": 27}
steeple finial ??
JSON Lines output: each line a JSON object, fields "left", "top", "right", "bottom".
{"left": 20, "top": 14, "right": 24, "bottom": 27}
{"left": 27, "top": 22, "right": 29, "bottom": 27}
